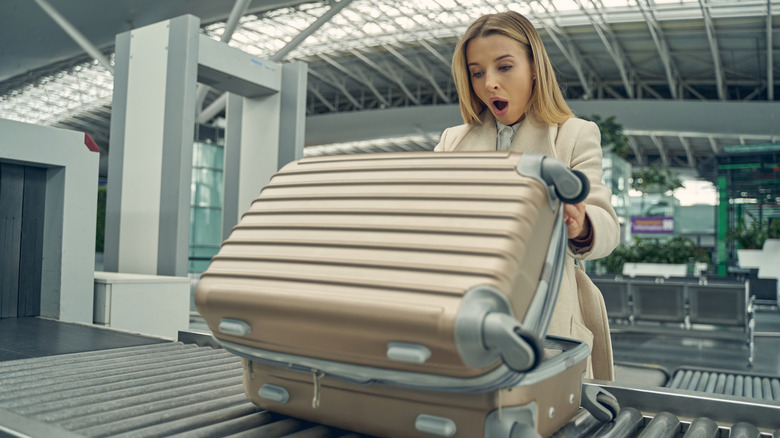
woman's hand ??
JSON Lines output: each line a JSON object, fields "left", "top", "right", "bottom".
{"left": 564, "top": 202, "right": 590, "bottom": 240}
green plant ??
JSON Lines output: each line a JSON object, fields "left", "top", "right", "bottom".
{"left": 580, "top": 114, "right": 629, "bottom": 158}
{"left": 596, "top": 236, "right": 711, "bottom": 274}
{"left": 769, "top": 220, "right": 780, "bottom": 239}
{"left": 727, "top": 214, "right": 773, "bottom": 249}
{"left": 631, "top": 166, "right": 683, "bottom": 193}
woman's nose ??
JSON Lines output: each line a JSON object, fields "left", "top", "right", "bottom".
{"left": 485, "top": 71, "right": 499, "bottom": 90}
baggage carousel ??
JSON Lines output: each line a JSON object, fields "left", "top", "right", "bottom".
{"left": 1, "top": 341, "right": 779, "bottom": 438}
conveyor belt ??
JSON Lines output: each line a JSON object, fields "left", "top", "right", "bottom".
{"left": 668, "top": 368, "right": 780, "bottom": 401}
{"left": 0, "top": 342, "right": 369, "bottom": 437}
{"left": 559, "top": 383, "right": 780, "bottom": 438}
{"left": 1, "top": 342, "right": 779, "bottom": 437}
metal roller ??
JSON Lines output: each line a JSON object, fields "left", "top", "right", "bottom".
{"left": 551, "top": 411, "right": 603, "bottom": 438}
{"left": 682, "top": 417, "right": 718, "bottom": 438}
{"left": 594, "top": 407, "right": 643, "bottom": 438}
{"left": 637, "top": 412, "right": 679, "bottom": 438}
{"left": 730, "top": 422, "right": 760, "bottom": 438}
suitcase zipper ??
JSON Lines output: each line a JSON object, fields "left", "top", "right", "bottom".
{"left": 311, "top": 369, "right": 325, "bottom": 408}
{"left": 220, "top": 336, "right": 588, "bottom": 394}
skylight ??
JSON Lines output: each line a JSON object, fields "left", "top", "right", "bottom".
{"left": 0, "top": 0, "right": 773, "bottom": 135}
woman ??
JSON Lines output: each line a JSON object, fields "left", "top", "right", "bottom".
{"left": 435, "top": 11, "right": 620, "bottom": 380}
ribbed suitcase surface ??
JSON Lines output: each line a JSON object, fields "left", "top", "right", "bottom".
{"left": 196, "top": 152, "right": 559, "bottom": 378}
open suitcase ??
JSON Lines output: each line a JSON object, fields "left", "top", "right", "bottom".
{"left": 195, "top": 152, "right": 617, "bottom": 437}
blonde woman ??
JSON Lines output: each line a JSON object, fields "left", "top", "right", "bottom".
{"left": 435, "top": 11, "right": 620, "bottom": 380}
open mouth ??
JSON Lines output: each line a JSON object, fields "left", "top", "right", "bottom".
{"left": 490, "top": 98, "right": 509, "bottom": 114}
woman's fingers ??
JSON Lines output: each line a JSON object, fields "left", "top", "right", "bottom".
{"left": 563, "top": 202, "right": 587, "bottom": 239}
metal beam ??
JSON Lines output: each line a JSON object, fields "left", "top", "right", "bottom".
{"left": 649, "top": 134, "right": 669, "bottom": 166}
{"left": 222, "top": 0, "right": 251, "bottom": 43}
{"left": 743, "top": 83, "right": 766, "bottom": 101}
{"left": 639, "top": 82, "right": 664, "bottom": 100}
{"left": 699, "top": 0, "right": 727, "bottom": 100}
{"left": 627, "top": 130, "right": 775, "bottom": 143}
{"left": 419, "top": 39, "right": 451, "bottom": 69}
{"left": 708, "top": 135, "right": 721, "bottom": 154}
{"left": 529, "top": 1, "right": 595, "bottom": 98}
{"left": 197, "top": 93, "right": 228, "bottom": 125}
{"left": 381, "top": 43, "right": 449, "bottom": 103}
{"left": 32, "top": 0, "right": 114, "bottom": 75}
{"left": 308, "top": 84, "right": 337, "bottom": 112}
{"left": 636, "top": 0, "right": 679, "bottom": 99}
{"left": 305, "top": 100, "right": 780, "bottom": 146}
{"left": 627, "top": 135, "right": 645, "bottom": 166}
{"left": 682, "top": 82, "right": 708, "bottom": 101}
{"left": 573, "top": 0, "right": 635, "bottom": 98}
{"left": 678, "top": 135, "right": 695, "bottom": 168}
{"left": 308, "top": 69, "right": 363, "bottom": 109}
{"left": 318, "top": 53, "right": 389, "bottom": 106}
{"left": 349, "top": 49, "right": 419, "bottom": 104}
{"left": 269, "top": 0, "right": 354, "bottom": 62}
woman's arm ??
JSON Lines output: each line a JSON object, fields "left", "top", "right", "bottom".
{"left": 564, "top": 121, "right": 621, "bottom": 260}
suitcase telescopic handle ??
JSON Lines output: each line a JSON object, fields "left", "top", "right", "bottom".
{"left": 482, "top": 313, "right": 542, "bottom": 372}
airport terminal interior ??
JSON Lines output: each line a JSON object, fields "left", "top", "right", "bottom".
{"left": 1, "top": 0, "right": 780, "bottom": 436}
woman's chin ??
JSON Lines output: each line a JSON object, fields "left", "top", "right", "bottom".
{"left": 498, "top": 112, "right": 525, "bottom": 126}
{"left": 494, "top": 113, "right": 518, "bottom": 125}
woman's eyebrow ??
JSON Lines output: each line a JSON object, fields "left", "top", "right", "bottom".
{"left": 468, "top": 54, "right": 514, "bottom": 67}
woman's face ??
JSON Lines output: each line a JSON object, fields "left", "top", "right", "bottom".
{"left": 466, "top": 34, "right": 534, "bottom": 126}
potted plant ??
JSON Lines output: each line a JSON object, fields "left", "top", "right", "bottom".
{"left": 596, "top": 236, "right": 710, "bottom": 275}
{"left": 728, "top": 215, "right": 776, "bottom": 268}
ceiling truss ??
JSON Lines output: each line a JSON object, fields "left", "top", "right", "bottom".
{"left": 1, "top": 0, "right": 779, "bottom": 175}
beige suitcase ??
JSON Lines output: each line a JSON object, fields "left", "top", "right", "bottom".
{"left": 195, "top": 152, "right": 616, "bottom": 437}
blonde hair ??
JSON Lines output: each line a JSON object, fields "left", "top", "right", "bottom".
{"left": 452, "top": 11, "right": 573, "bottom": 126}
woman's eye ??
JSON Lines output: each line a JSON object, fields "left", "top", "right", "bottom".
{"left": 471, "top": 71, "right": 484, "bottom": 79}
{"left": 499, "top": 65, "right": 512, "bottom": 72}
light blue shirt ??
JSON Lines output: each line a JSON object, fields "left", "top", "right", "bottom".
{"left": 495, "top": 120, "right": 522, "bottom": 151}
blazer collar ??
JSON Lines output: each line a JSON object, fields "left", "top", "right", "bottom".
{"left": 456, "top": 111, "right": 559, "bottom": 158}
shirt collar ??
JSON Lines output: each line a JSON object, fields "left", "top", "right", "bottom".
{"left": 496, "top": 119, "right": 522, "bottom": 138}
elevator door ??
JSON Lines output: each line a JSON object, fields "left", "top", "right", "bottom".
{"left": 0, "top": 162, "right": 46, "bottom": 318}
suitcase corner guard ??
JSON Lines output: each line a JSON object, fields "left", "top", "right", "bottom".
{"left": 454, "top": 285, "right": 543, "bottom": 373}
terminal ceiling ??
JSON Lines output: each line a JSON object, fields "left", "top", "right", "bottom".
{"left": 0, "top": 0, "right": 778, "bottom": 175}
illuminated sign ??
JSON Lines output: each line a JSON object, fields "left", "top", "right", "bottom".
{"left": 631, "top": 216, "right": 674, "bottom": 234}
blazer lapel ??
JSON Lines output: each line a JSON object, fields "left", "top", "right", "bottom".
{"left": 510, "top": 113, "right": 559, "bottom": 158}
{"left": 453, "top": 113, "right": 497, "bottom": 151}
{"left": 447, "top": 111, "right": 559, "bottom": 157}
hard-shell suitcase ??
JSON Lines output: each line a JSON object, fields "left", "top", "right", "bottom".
{"left": 195, "top": 152, "right": 615, "bottom": 437}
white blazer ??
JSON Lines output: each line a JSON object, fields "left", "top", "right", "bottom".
{"left": 434, "top": 111, "right": 620, "bottom": 380}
